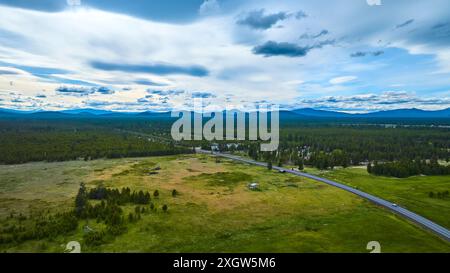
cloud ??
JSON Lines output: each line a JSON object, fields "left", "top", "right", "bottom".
{"left": 236, "top": 9, "right": 289, "bottom": 30}
{"left": 147, "top": 90, "right": 184, "bottom": 96}
{"left": 56, "top": 86, "right": 115, "bottom": 96}
{"left": 293, "top": 91, "right": 450, "bottom": 112}
{"left": 432, "top": 22, "right": 449, "bottom": 29}
{"left": 134, "top": 79, "right": 169, "bottom": 86}
{"left": 56, "top": 86, "right": 95, "bottom": 96}
{"left": 1, "top": 1, "right": 450, "bottom": 112}
{"left": 199, "top": 0, "right": 220, "bottom": 16}
{"left": 40, "top": 75, "right": 97, "bottom": 86}
{"left": 299, "top": 29, "right": 329, "bottom": 40}
{"left": 0, "top": 68, "right": 21, "bottom": 75}
{"left": 192, "top": 91, "right": 216, "bottom": 98}
{"left": 0, "top": 0, "right": 211, "bottom": 23}
{"left": 11, "top": 98, "right": 26, "bottom": 103}
{"left": 90, "top": 61, "right": 209, "bottom": 77}
{"left": 350, "top": 51, "right": 384, "bottom": 57}
{"left": 95, "top": 86, "right": 115, "bottom": 95}
{"left": 295, "top": 10, "right": 307, "bottom": 19}
{"left": 252, "top": 41, "right": 309, "bottom": 57}
{"left": 252, "top": 40, "right": 334, "bottom": 57}
{"left": 0, "top": 61, "right": 69, "bottom": 77}
{"left": 0, "top": 0, "right": 65, "bottom": 12}
{"left": 329, "top": 76, "right": 357, "bottom": 85}
{"left": 396, "top": 19, "right": 414, "bottom": 29}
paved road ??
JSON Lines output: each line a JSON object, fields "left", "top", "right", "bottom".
{"left": 199, "top": 149, "right": 450, "bottom": 242}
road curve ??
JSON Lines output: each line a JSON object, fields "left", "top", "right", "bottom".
{"left": 199, "top": 150, "right": 450, "bottom": 242}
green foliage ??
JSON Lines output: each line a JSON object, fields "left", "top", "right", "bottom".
{"left": 84, "top": 231, "right": 106, "bottom": 246}
{"left": 0, "top": 212, "right": 78, "bottom": 244}
{"left": 0, "top": 121, "right": 191, "bottom": 164}
{"left": 368, "top": 159, "right": 450, "bottom": 178}
{"left": 428, "top": 191, "right": 449, "bottom": 199}
{"left": 75, "top": 183, "right": 88, "bottom": 217}
{"left": 88, "top": 187, "right": 151, "bottom": 205}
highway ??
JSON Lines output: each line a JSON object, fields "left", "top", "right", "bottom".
{"left": 198, "top": 149, "right": 450, "bottom": 242}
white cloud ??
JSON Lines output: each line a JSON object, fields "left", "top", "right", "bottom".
{"left": 329, "top": 76, "right": 357, "bottom": 85}
{"left": 0, "top": 1, "right": 449, "bottom": 112}
{"left": 199, "top": 0, "right": 220, "bottom": 16}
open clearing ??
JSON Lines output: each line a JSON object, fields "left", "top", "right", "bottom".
{"left": 0, "top": 154, "right": 449, "bottom": 252}
{"left": 305, "top": 167, "right": 450, "bottom": 229}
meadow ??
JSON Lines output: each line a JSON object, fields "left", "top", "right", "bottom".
{"left": 0, "top": 154, "right": 449, "bottom": 253}
{"left": 304, "top": 166, "right": 450, "bottom": 229}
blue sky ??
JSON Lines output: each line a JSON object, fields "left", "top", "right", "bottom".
{"left": 0, "top": 0, "right": 449, "bottom": 112}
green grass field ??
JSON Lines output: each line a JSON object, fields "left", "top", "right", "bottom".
{"left": 304, "top": 166, "right": 450, "bottom": 229}
{"left": 0, "top": 155, "right": 449, "bottom": 253}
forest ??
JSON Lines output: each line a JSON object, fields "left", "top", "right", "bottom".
{"left": 0, "top": 116, "right": 449, "bottom": 178}
{"left": 367, "top": 159, "right": 450, "bottom": 178}
{"left": 0, "top": 118, "right": 191, "bottom": 164}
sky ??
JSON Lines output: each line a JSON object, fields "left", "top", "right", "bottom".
{"left": 0, "top": 0, "right": 449, "bottom": 113}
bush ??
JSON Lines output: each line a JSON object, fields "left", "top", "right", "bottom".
{"left": 84, "top": 231, "right": 106, "bottom": 246}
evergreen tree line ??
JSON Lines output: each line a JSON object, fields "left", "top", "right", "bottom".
{"left": 87, "top": 187, "right": 151, "bottom": 205}
{"left": 213, "top": 126, "right": 450, "bottom": 169}
{"left": 0, "top": 130, "right": 192, "bottom": 164}
{"left": 428, "top": 191, "right": 449, "bottom": 199}
{"left": 367, "top": 159, "right": 450, "bottom": 178}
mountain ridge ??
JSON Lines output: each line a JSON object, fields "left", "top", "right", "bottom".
{"left": 1, "top": 107, "right": 449, "bottom": 119}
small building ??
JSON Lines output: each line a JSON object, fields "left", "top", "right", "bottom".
{"left": 248, "top": 182, "right": 259, "bottom": 190}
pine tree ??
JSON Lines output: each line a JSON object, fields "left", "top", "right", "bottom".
{"left": 75, "top": 183, "right": 88, "bottom": 217}
{"left": 298, "top": 160, "right": 304, "bottom": 170}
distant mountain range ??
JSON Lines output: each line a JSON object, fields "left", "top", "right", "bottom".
{"left": 289, "top": 108, "right": 450, "bottom": 118}
{"left": 0, "top": 107, "right": 449, "bottom": 119}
